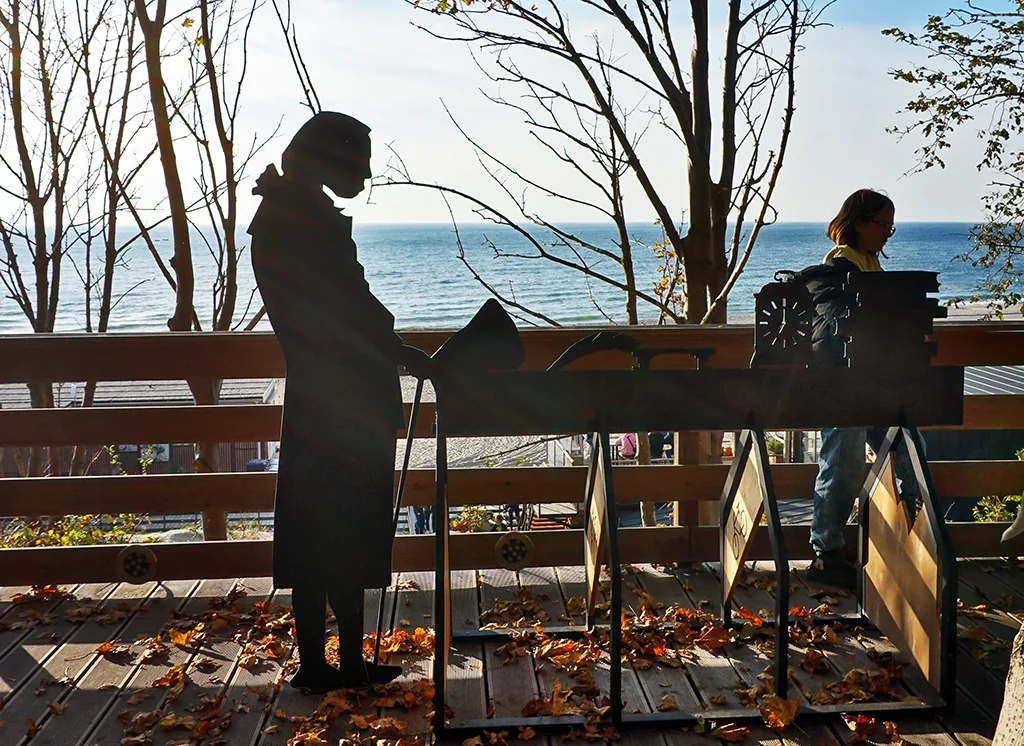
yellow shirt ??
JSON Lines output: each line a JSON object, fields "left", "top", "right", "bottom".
{"left": 822, "top": 244, "right": 882, "bottom": 272}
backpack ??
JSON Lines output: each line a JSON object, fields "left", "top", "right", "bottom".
{"left": 770, "top": 257, "right": 860, "bottom": 366}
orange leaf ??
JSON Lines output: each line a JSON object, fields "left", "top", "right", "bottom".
{"left": 758, "top": 694, "right": 801, "bottom": 730}
{"left": 169, "top": 623, "right": 204, "bottom": 647}
{"left": 350, "top": 713, "right": 376, "bottom": 729}
{"left": 841, "top": 713, "right": 876, "bottom": 743}
{"left": 96, "top": 640, "right": 133, "bottom": 657}
{"left": 696, "top": 624, "right": 731, "bottom": 653}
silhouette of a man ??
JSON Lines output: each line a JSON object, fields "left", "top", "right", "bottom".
{"left": 249, "top": 112, "right": 423, "bottom": 692}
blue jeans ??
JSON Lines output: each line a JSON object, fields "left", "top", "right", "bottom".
{"left": 809, "top": 427, "right": 920, "bottom": 553}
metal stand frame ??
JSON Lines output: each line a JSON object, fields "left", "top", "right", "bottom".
{"left": 426, "top": 370, "right": 962, "bottom": 736}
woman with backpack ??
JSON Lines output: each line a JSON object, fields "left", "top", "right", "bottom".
{"left": 806, "top": 189, "right": 920, "bottom": 589}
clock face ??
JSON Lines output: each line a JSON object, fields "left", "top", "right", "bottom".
{"left": 756, "top": 290, "right": 811, "bottom": 350}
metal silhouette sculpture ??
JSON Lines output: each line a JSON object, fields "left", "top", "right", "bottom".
{"left": 248, "top": 111, "right": 423, "bottom": 693}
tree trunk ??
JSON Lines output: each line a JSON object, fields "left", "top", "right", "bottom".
{"left": 134, "top": 0, "right": 225, "bottom": 539}
{"left": 994, "top": 621, "right": 1024, "bottom": 745}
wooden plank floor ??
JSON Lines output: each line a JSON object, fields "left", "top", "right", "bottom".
{"left": 0, "top": 560, "right": 1012, "bottom": 745}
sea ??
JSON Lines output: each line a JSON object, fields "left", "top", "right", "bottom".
{"left": 0, "top": 222, "right": 994, "bottom": 334}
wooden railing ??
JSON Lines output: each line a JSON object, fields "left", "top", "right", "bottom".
{"left": 1, "top": 322, "right": 1023, "bottom": 585}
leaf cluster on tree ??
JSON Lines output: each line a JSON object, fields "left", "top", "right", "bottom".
{"left": 885, "top": 1, "right": 1024, "bottom": 318}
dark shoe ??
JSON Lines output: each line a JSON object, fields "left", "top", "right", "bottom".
{"left": 289, "top": 663, "right": 357, "bottom": 694}
{"left": 805, "top": 549, "right": 857, "bottom": 590}
{"left": 363, "top": 662, "right": 403, "bottom": 685}
{"left": 290, "top": 661, "right": 403, "bottom": 692}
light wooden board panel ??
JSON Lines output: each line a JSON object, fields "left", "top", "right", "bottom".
{"left": 864, "top": 457, "right": 943, "bottom": 689}
{"left": 584, "top": 445, "right": 609, "bottom": 617}
{"left": 723, "top": 434, "right": 767, "bottom": 603}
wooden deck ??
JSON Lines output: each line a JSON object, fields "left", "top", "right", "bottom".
{"left": 0, "top": 559, "right": 1015, "bottom": 746}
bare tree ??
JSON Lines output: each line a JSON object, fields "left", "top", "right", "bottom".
{"left": 64, "top": 0, "right": 159, "bottom": 476}
{"left": 390, "top": 0, "right": 831, "bottom": 326}
{"left": 0, "top": 0, "right": 92, "bottom": 475}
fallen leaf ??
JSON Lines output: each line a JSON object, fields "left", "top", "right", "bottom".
{"left": 463, "top": 738, "right": 484, "bottom": 746}
{"left": 96, "top": 640, "right": 133, "bottom": 658}
{"left": 370, "top": 716, "right": 407, "bottom": 738}
{"left": 127, "top": 691, "right": 153, "bottom": 705}
{"left": 350, "top": 713, "right": 376, "bottom": 729}
{"left": 696, "top": 624, "right": 731, "bottom": 654}
{"left": 883, "top": 720, "right": 906, "bottom": 745}
{"left": 518, "top": 725, "right": 537, "bottom": 741}
{"left": 733, "top": 683, "right": 764, "bottom": 706}
{"left": 657, "top": 694, "right": 678, "bottom": 711}
{"left": 800, "top": 649, "right": 831, "bottom": 673}
{"left": 758, "top": 694, "right": 800, "bottom": 730}
{"left": 26, "top": 719, "right": 39, "bottom": 737}
{"left": 157, "top": 713, "right": 196, "bottom": 730}
{"left": 710, "top": 722, "right": 750, "bottom": 742}
{"left": 841, "top": 712, "right": 876, "bottom": 743}
{"left": 810, "top": 688, "right": 834, "bottom": 705}
{"left": 46, "top": 700, "right": 66, "bottom": 715}
{"left": 169, "top": 622, "right": 205, "bottom": 648}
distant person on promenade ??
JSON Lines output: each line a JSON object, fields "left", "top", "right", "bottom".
{"left": 806, "top": 189, "right": 920, "bottom": 590}
{"left": 648, "top": 432, "right": 672, "bottom": 460}
{"left": 413, "top": 504, "right": 433, "bottom": 534}
{"left": 249, "top": 111, "right": 427, "bottom": 693}
{"left": 615, "top": 432, "right": 637, "bottom": 459}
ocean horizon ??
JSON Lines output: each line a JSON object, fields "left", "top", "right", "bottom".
{"left": 0, "top": 221, "right": 998, "bottom": 334}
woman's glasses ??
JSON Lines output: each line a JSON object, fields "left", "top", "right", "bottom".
{"left": 869, "top": 218, "right": 896, "bottom": 236}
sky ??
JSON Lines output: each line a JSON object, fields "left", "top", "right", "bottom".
{"left": 231, "top": 1, "right": 1005, "bottom": 225}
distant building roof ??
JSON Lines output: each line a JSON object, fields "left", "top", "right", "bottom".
{"left": 964, "top": 366, "right": 1024, "bottom": 396}
{"left": 0, "top": 379, "right": 276, "bottom": 409}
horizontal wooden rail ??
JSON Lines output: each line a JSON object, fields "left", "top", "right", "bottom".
{"left": 0, "top": 322, "right": 1022, "bottom": 384}
{"left": 0, "top": 522, "right": 1018, "bottom": 585}
{"left": 3, "top": 460, "right": 1022, "bottom": 517}
{"left": 1, "top": 393, "right": 1021, "bottom": 448}
{"left": 0, "top": 403, "right": 429, "bottom": 446}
